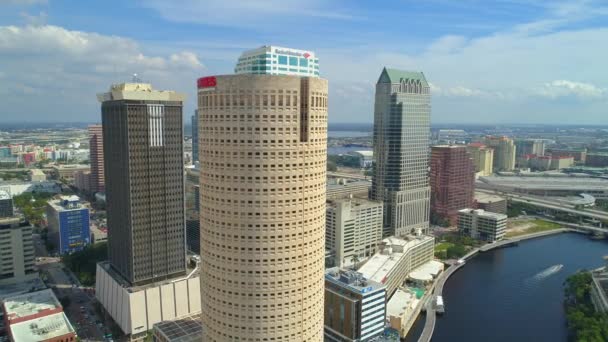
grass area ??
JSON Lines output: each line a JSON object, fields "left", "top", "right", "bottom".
{"left": 505, "top": 219, "right": 562, "bottom": 238}
{"left": 434, "top": 242, "right": 454, "bottom": 252}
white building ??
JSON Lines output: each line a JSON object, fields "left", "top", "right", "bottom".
{"left": 348, "top": 150, "right": 374, "bottom": 168}
{"left": 0, "top": 216, "right": 35, "bottom": 281}
{"left": 326, "top": 198, "right": 383, "bottom": 268}
{"left": 95, "top": 261, "right": 201, "bottom": 340}
{"left": 234, "top": 45, "right": 319, "bottom": 77}
{"left": 458, "top": 208, "right": 507, "bottom": 242}
{"left": 357, "top": 235, "right": 434, "bottom": 298}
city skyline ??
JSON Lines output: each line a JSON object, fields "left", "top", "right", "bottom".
{"left": 1, "top": 1, "right": 608, "bottom": 124}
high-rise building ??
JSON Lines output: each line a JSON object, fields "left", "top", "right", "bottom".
{"left": 0, "top": 216, "right": 34, "bottom": 280}
{"left": 198, "top": 73, "right": 328, "bottom": 341}
{"left": 371, "top": 68, "right": 431, "bottom": 237}
{"left": 235, "top": 45, "right": 319, "bottom": 77}
{"left": 46, "top": 195, "right": 90, "bottom": 255}
{"left": 98, "top": 83, "right": 186, "bottom": 286}
{"left": 515, "top": 139, "right": 545, "bottom": 159}
{"left": 0, "top": 190, "right": 14, "bottom": 218}
{"left": 430, "top": 145, "right": 475, "bottom": 225}
{"left": 324, "top": 268, "right": 387, "bottom": 342}
{"left": 88, "top": 124, "right": 105, "bottom": 193}
{"left": 191, "top": 111, "right": 199, "bottom": 163}
{"left": 467, "top": 142, "right": 494, "bottom": 177}
{"left": 458, "top": 208, "right": 507, "bottom": 242}
{"left": 483, "top": 136, "right": 516, "bottom": 171}
{"left": 326, "top": 198, "right": 383, "bottom": 268}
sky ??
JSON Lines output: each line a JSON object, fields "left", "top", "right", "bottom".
{"left": 0, "top": 0, "right": 607, "bottom": 124}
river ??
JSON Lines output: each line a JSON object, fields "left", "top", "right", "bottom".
{"left": 405, "top": 233, "right": 608, "bottom": 342}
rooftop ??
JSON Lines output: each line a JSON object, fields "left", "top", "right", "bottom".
{"left": 468, "top": 142, "right": 487, "bottom": 148}
{"left": 97, "top": 83, "right": 186, "bottom": 102}
{"left": 9, "top": 312, "right": 75, "bottom": 341}
{"left": 349, "top": 150, "right": 374, "bottom": 157}
{"left": 459, "top": 208, "right": 507, "bottom": 220}
{"left": 386, "top": 288, "right": 416, "bottom": 317}
{"left": 379, "top": 68, "right": 428, "bottom": 87}
{"left": 480, "top": 174, "right": 608, "bottom": 191}
{"left": 0, "top": 275, "right": 46, "bottom": 301}
{"left": 30, "top": 169, "right": 45, "bottom": 176}
{"left": 0, "top": 190, "right": 10, "bottom": 200}
{"left": 357, "top": 235, "right": 434, "bottom": 284}
{"left": 3, "top": 289, "right": 61, "bottom": 321}
{"left": 153, "top": 313, "right": 202, "bottom": 342}
{"left": 325, "top": 268, "right": 385, "bottom": 295}
{"left": 326, "top": 197, "right": 382, "bottom": 210}
{"left": 474, "top": 192, "right": 506, "bottom": 204}
{"left": 408, "top": 260, "right": 444, "bottom": 282}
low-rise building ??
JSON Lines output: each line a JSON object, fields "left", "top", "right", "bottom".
{"left": 547, "top": 148, "right": 587, "bottom": 163}
{"left": 458, "top": 208, "right": 507, "bottom": 242}
{"left": 51, "top": 164, "right": 90, "bottom": 182}
{"left": 73, "top": 170, "right": 92, "bottom": 192}
{"left": 327, "top": 180, "right": 371, "bottom": 200}
{"left": 474, "top": 192, "right": 507, "bottom": 214}
{"left": 2, "top": 289, "right": 62, "bottom": 326}
{"left": 0, "top": 190, "right": 13, "bottom": 218}
{"left": 518, "top": 154, "right": 574, "bottom": 171}
{"left": 46, "top": 195, "right": 90, "bottom": 254}
{"left": 326, "top": 198, "right": 383, "bottom": 268}
{"left": 9, "top": 311, "right": 76, "bottom": 342}
{"left": 386, "top": 288, "right": 420, "bottom": 338}
{"left": 153, "top": 312, "right": 203, "bottom": 342}
{"left": 590, "top": 256, "right": 608, "bottom": 313}
{"left": 0, "top": 216, "right": 35, "bottom": 281}
{"left": 95, "top": 261, "right": 201, "bottom": 340}
{"left": 357, "top": 235, "right": 434, "bottom": 298}
{"left": 324, "top": 268, "right": 387, "bottom": 342}
{"left": 29, "top": 169, "right": 46, "bottom": 182}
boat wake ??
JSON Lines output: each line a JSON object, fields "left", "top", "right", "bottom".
{"left": 531, "top": 264, "right": 564, "bottom": 281}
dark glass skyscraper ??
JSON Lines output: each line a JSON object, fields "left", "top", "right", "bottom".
{"left": 191, "top": 110, "right": 199, "bottom": 163}
{"left": 371, "top": 68, "right": 431, "bottom": 237}
{"left": 98, "top": 83, "right": 187, "bottom": 286}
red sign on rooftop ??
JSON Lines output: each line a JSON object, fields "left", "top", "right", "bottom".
{"left": 197, "top": 76, "right": 217, "bottom": 89}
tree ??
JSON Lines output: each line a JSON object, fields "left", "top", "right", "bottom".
{"left": 446, "top": 244, "right": 466, "bottom": 259}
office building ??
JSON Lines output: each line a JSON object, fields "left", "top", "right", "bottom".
{"left": 515, "top": 139, "right": 545, "bottom": 159}
{"left": 0, "top": 216, "right": 34, "bottom": 281}
{"left": 191, "top": 111, "right": 199, "bottom": 163}
{"left": 458, "top": 208, "right": 507, "bottom": 242}
{"left": 483, "top": 136, "right": 516, "bottom": 171}
{"left": 371, "top": 68, "right": 431, "bottom": 237}
{"left": 88, "top": 124, "right": 105, "bottom": 193}
{"left": 474, "top": 192, "right": 507, "bottom": 214}
{"left": 46, "top": 195, "right": 90, "bottom": 255}
{"left": 430, "top": 145, "right": 475, "bottom": 225}
{"left": 586, "top": 153, "right": 608, "bottom": 167}
{"left": 324, "top": 269, "right": 386, "bottom": 342}
{"left": 2, "top": 289, "right": 77, "bottom": 342}
{"left": 518, "top": 154, "right": 574, "bottom": 170}
{"left": 153, "top": 313, "right": 203, "bottom": 342}
{"left": 467, "top": 143, "right": 494, "bottom": 177}
{"left": 234, "top": 45, "right": 319, "bottom": 77}
{"left": 198, "top": 73, "right": 328, "bottom": 341}
{"left": 326, "top": 198, "right": 383, "bottom": 268}
{"left": 327, "top": 179, "right": 371, "bottom": 200}
{"left": 73, "top": 170, "right": 92, "bottom": 192}
{"left": 51, "top": 164, "right": 90, "bottom": 182}
{"left": 357, "top": 235, "right": 434, "bottom": 298}
{"left": 98, "top": 82, "right": 187, "bottom": 286}
{"left": 0, "top": 190, "right": 13, "bottom": 218}
{"left": 547, "top": 148, "right": 587, "bottom": 163}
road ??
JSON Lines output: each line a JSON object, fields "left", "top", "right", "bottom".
{"left": 327, "top": 171, "right": 368, "bottom": 180}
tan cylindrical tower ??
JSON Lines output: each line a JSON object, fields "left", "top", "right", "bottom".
{"left": 198, "top": 74, "right": 328, "bottom": 341}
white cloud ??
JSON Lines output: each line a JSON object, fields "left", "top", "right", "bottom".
{"left": 537, "top": 80, "right": 606, "bottom": 99}
{"left": 0, "top": 24, "right": 204, "bottom": 121}
{"left": 140, "top": 0, "right": 358, "bottom": 27}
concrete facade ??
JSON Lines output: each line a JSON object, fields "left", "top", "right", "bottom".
{"left": 0, "top": 217, "right": 34, "bottom": 281}
{"left": 458, "top": 208, "right": 507, "bottom": 242}
{"left": 474, "top": 192, "right": 507, "bottom": 214}
{"left": 371, "top": 68, "right": 431, "bottom": 237}
{"left": 95, "top": 262, "right": 201, "bottom": 339}
{"left": 483, "top": 136, "right": 516, "bottom": 171}
{"left": 357, "top": 236, "right": 434, "bottom": 298}
{"left": 467, "top": 143, "right": 494, "bottom": 177}
{"left": 326, "top": 198, "right": 383, "bottom": 268}
{"left": 197, "top": 74, "right": 327, "bottom": 341}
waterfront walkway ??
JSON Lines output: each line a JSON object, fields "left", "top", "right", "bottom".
{"left": 417, "top": 228, "right": 579, "bottom": 342}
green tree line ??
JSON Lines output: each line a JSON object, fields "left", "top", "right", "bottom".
{"left": 564, "top": 272, "right": 608, "bottom": 342}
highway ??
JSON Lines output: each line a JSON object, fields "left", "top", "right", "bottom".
{"left": 327, "top": 171, "right": 368, "bottom": 180}
{"left": 476, "top": 188, "right": 608, "bottom": 223}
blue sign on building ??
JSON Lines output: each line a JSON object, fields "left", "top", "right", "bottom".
{"left": 58, "top": 208, "right": 90, "bottom": 254}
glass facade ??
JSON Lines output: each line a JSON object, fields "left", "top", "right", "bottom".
{"left": 235, "top": 46, "right": 320, "bottom": 77}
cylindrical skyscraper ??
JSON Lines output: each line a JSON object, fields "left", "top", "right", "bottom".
{"left": 198, "top": 74, "right": 328, "bottom": 341}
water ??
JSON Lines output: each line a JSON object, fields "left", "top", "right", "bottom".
{"left": 405, "top": 233, "right": 608, "bottom": 342}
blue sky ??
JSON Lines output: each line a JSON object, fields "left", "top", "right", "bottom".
{"left": 1, "top": 0, "right": 607, "bottom": 124}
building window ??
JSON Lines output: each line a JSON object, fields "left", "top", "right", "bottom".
{"left": 148, "top": 105, "right": 164, "bottom": 147}
{"left": 278, "top": 56, "right": 288, "bottom": 65}
{"left": 289, "top": 57, "right": 298, "bottom": 66}
{"left": 299, "top": 58, "right": 308, "bottom": 67}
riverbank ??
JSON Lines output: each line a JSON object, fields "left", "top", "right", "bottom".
{"left": 410, "top": 230, "right": 608, "bottom": 342}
